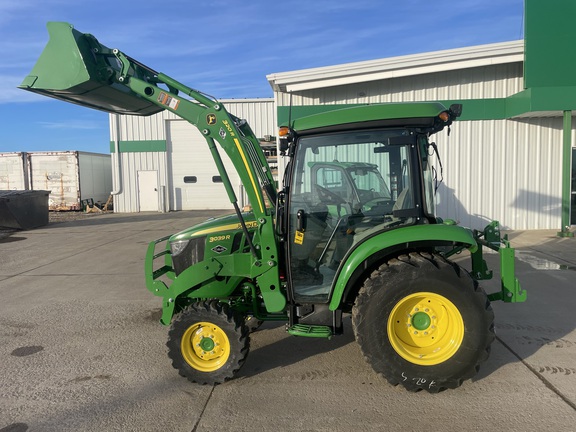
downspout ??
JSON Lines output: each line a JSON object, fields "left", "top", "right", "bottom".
{"left": 558, "top": 110, "right": 574, "bottom": 237}
{"left": 110, "top": 113, "right": 123, "bottom": 197}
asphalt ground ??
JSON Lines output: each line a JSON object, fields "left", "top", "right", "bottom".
{"left": 1, "top": 211, "right": 575, "bottom": 432}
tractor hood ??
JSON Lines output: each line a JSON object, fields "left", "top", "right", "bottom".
{"left": 170, "top": 212, "right": 258, "bottom": 242}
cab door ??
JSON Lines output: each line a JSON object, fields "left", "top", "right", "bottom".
{"left": 286, "top": 129, "right": 420, "bottom": 304}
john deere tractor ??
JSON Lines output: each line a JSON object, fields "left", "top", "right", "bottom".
{"left": 21, "top": 22, "right": 526, "bottom": 393}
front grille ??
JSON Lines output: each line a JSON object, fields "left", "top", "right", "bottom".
{"left": 173, "top": 236, "right": 206, "bottom": 275}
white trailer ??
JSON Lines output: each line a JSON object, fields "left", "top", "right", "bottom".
{"left": 0, "top": 152, "right": 28, "bottom": 190}
{"left": 0, "top": 151, "right": 112, "bottom": 210}
{"left": 27, "top": 151, "right": 112, "bottom": 210}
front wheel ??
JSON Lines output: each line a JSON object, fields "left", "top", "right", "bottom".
{"left": 352, "top": 252, "right": 494, "bottom": 393}
{"left": 167, "top": 301, "right": 249, "bottom": 385}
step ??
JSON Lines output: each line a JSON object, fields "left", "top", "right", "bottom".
{"left": 287, "top": 324, "right": 333, "bottom": 339}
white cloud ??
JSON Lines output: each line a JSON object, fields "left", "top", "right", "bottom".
{"left": 37, "top": 119, "right": 104, "bottom": 130}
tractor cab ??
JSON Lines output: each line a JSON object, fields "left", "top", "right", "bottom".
{"left": 279, "top": 104, "right": 458, "bottom": 304}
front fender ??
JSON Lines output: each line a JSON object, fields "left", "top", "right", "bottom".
{"left": 328, "top": 224, "right": 477, "bottom": 311}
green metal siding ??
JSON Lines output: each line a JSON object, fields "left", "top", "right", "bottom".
{"left": 109, "top": 140, "right": 166, "bottom": 153}
{"left": 524, "top": 0, "right": 576, "bottom": 89}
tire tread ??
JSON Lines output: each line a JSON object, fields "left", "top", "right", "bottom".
{"left": 352, "top": 252, "right": 494, "bottom": 393}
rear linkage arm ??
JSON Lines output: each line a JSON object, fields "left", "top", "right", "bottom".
{"left": 446, "top": 221, "right": 527, "bottom": 303}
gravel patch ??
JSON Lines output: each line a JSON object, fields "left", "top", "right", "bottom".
{"left": 1, "top": 211, "right": 108, "bottom": 240}
{"left": 48, "top": 211, "right": 95, "bottom": 224}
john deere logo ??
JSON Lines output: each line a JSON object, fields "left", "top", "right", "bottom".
{"left": 211, "top": 245, "right": 227, "bottom": 254}
{"left": 207, "top": 114, "right": 217, "bottom": 125}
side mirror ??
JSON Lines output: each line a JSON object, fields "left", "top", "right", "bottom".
{"left": 449, "top": 104, "right": 463, "bottom": 118}
{"left": 279, "top": 137, "right": 289, "bottom": 154}
{"left": 278, "top": 127, "right": 294, "bottom": 155}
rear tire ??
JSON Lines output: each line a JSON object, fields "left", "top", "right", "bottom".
{"left": 167, "top": 301, "right": 249, "bottom": 385}
{"left": 352, "top": 252, "right": 494, "bottom": 393}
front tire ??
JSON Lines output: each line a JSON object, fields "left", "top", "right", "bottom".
{"left": 352, "top": 252, "right": 494, "bottom": 393}
{"left": 167, "top": 301, "right": 249, "bottom": 385}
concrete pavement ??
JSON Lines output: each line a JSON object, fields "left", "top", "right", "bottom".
{"left": 0, "top": 211, "right": 575, "bottom": 432}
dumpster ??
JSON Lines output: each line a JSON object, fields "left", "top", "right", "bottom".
{"left": 0, "top": 190, "right": 50, "bottom": 230}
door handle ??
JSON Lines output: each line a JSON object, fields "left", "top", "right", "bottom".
{"left": 296, "top": 209, "right": 306, "bottom": 232}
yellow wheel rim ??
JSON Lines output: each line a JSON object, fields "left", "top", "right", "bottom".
{"left": 180, "top": 321, "right": 231, "bottom": 372}
{"left": 387, "top": 292, "right": 464, "bottom": 366}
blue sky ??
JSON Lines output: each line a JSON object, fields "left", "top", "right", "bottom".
{"left": 1, "top": 0, "right": 524, "bottom": 154}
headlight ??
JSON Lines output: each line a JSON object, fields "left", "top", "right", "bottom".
{"left": 170, "top": 240, "right": 190, "bottom": 256}
{"left": 170, "top": 236, "right": 206, "bottom": 275}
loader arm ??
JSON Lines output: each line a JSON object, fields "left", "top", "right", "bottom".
{"left": 19, "top": 22, "right": 276, "bottom": 218}
{"left": 117, "top": 65, "right": 278, "bottom": 218}
{"left": 20, "top": 22, "right": 286, "bottom": 312}
{"left": 19, "top": 22, "right": 277, "bottom": 222}
{"left": 20, "top": 21, "right": 283, "bottom": 268}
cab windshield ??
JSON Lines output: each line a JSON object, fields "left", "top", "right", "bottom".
{"left": 288, "top": 129, "right": 418, "bottom": 302}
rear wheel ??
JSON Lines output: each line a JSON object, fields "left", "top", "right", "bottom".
{"left": 167, "top": 301, "right": 249, "bottom": 385}
{"left": 352, "top": 252, "right": 494, "bottom": 393}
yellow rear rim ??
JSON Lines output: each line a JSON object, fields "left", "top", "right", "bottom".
{"left": 181, "top": 321, "right": 231, "bottom": 372}
{"left": 387, "top": 292, "right": 464, "bottom": 366}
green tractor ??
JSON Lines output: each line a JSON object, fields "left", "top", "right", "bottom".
{"left": 21, "top": 22, "right": 526, "bottom": 392}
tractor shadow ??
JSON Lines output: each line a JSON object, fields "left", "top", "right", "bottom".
{"left": 240, "top": 239, "right": 576, "bottom": 385}
{"left": 238, "top": 317, "right": 358, "bottom": 379}
{"left": 436, "top": 182, "right": 576, "bottom": 384}
{"left": 455, "top": 236, "right": 576, "bottom": 385}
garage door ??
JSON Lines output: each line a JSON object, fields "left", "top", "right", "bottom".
{"left": 166, "top": 120, "right": 241, "bottom": 210}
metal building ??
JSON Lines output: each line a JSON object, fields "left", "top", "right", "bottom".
{"left": 267, "top": 41, "right": 554, "bottom": 230}
{"left": 111, "top": 0, "right": 575, "bottom": 232}
{"left": 266, "top": 1, "right": 576, "bottom": 232}
{"left": 109, "top": 98, "right": 276, "bottom": 213}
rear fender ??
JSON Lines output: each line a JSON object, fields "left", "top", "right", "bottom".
{"left": 328, "top": 224, "right": 477, "bottom": 311}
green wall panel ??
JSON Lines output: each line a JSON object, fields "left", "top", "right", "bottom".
{"left": 110, "top": 140, "right": 166, "bottom": 153}
{"left": 525, "top": 0, "right": 576, "bottom": 89}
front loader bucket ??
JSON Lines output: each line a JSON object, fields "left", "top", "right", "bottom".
{"left": 19, "top": 22, "right": 163, "bottom": 116}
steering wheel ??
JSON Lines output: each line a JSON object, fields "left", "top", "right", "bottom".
{"left": 315, "top": 185, "right": 346, "bottom": 205}
{"left": 361, "top": 197, "right": 393, "bottom": 213}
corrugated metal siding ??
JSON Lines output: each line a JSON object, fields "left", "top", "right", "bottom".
{"left": 433, "top": 117, "right": 565, "bottom": 230}
{"left": 110, "top": 98, "right": 276, "bottom": 142}
{"left": 274, "top": 62, "right": 567, "bottom": 230}
{"left": 216, "top": 99, "right": 277, "bottom": 139}
{"left": 111, "top": 151, "right": 168, "bottom": 213}
{"left": 166, "top": 120, "right": 241, "bottom": 210}
{"left": 110, "top": 98, "right": 275, "bottom": 213}
{"left": 275, "top": 63, "right": 524, "bottom": 105}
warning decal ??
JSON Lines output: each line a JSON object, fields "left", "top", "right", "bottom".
{"left": 157, "top": 92, "right": 180, "bottom": 110}
{"left": 294, "top": 230, "right": 304, "bottom": 245}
